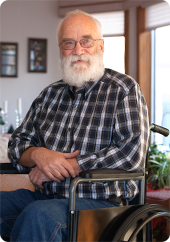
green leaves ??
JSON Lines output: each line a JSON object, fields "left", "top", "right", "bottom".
{"left": 147, "top": 143, "right": 170, "bottom": 189}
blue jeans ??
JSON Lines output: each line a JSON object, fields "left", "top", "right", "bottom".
{"left": 0, "top": 189, "right": 119, "bottom": 242}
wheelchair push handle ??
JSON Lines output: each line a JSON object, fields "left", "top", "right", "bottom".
{"left": 150, "top": 123, "right": 169, "bottom": 137}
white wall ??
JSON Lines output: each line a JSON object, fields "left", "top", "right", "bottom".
{"left": 0, "top": 0, "right": 137, "bottom": 131}
{"left": 0, "top": 0, "right": 62, "bottom": 130}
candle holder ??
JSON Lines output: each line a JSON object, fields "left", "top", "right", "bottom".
{"left": 15, "top": 110, "right": 22, "bottom": 128}
{"left": 4, "top": 112, "right": 8, "bottom": 133}
{"left": 0, "top": 109, "right": 6, "bottom": 134}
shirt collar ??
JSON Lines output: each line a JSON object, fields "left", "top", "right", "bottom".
{"left": 66, "top": 72, "right": 105, "bottom": 99}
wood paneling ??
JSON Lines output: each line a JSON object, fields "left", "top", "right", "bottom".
{"left": 138, "top": 31, "right": 151, "bottom": 121}
{"left": 137, "top": 6, "right": 146, "bottom": 83}
{"left": 125, "top": 10, "right": 129, "bottom": 75}
{"left": 137, "top": 7, "right": 151, "bottom": 121}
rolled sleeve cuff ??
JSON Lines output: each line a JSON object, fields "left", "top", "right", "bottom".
{"left": 77, "top": 153, "right": 98, "bottom": 171}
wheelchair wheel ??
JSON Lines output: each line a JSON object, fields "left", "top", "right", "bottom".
{"left": 112, "top": 204, "right": 170, "bottom": 242}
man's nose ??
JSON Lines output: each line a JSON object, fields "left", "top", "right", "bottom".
{"left": 72, "top": 42, "right": 85, "bottom": 55}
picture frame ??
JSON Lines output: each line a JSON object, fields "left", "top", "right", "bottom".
{"left": 28, "top": 38, "right": 47, "bottom": 73}
{"left": 0, "top": 42, "right": 18, "bottom": 77}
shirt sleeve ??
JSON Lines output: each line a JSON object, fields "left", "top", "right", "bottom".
{"left": 8, "top": 98, "right": 42, "bottom": 172}
{"left": 77, "top": 83, "right": 150, "bottom": 172}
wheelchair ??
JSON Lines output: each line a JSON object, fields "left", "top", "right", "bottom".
{"left": 0, "top": 124, "right": 170, "bottom": 242}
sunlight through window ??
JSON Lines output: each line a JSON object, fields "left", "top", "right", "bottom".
{"left": 152, "top": 25, "right": 170, "bottom": 149}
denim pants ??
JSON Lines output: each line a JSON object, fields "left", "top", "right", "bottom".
{"left": 0, "top": 189, "right": 119, "bottom": 242}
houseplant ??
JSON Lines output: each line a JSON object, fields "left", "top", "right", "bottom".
{"left": 147, "top": 142, "right": 170, "bottom": 190}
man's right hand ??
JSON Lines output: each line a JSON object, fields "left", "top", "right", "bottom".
{"left": 19, "top": 147, "right": 79, "bottom": 183}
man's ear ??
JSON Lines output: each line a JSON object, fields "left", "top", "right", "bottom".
{"left": 99, "top": 39, "right": 104, "bottom": 54}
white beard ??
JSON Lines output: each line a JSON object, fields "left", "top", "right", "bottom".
{"left": 60, "top": 51, "right": 105, "bottom": 88}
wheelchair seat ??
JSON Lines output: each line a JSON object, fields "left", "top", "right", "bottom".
{"left": 73, "top": 203, "right": 170, "bottom": 242}
{"left": 68, "top": 169, "right": 170, "bottom": 242}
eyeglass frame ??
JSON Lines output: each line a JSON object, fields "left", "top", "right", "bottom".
{"left": 59, "top": 38, "right": 101, "bottom": 50}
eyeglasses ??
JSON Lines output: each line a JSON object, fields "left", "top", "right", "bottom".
{"left": 59, "top": 38, "right": 101, "bottom": 50}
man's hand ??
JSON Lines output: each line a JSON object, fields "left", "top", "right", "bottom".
{"left": 34, "top": 149, "right": 80, "bottom": 182}
{"left": 64, "top": 153, "right": 82, "bottom": 176}
{"left": 28, "top": 150, "right": 81, "bottom": 189}
{"left": 19, "top": 148, "right": 79, "bottom": 183}
{"left": 29, "top": 166, "right": 52, "bottom": 189}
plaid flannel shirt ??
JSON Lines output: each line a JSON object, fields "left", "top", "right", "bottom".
{"left": 8, "top": 68, "right": 150, "bottom": 200}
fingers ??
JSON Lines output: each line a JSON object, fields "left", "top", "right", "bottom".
{"left": 40, "top": 161, "right": 66, "bottom": 181}
{"left": 66, "top": 157, "right": 82, "bottom": 176}
{"left": 40, "top": 156, "right": 75, "bottom": 180}
{"left": 29, "top": 166, "right": 59, "bottom": 189}
{"left": 63, "top": 150, "right": 79, "bottom": 159}
{"left": 29, "top": 150, "right": 80, "bottom": 188}
{"left": 51, "top": 157, "right": 76, "bottom": 179}
{"left": 29, "top": 167, "right": 43, "bottom": 188}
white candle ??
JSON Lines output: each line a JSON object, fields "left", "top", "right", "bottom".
{"left": 17, "top": 98, "right": 22, "bottom": 114}
{"left": 4, "top": 100, "right": 8, "bottom": 114}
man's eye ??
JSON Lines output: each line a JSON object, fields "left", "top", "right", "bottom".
{"left": 65, "top": 41, "right": 74, "bottom": 45}
{"left": 84, "top": 39, "right": 91, "bottom": 44}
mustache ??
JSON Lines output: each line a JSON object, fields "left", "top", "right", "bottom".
{"left": 62, "top": 54, "right": 92, "bottom": 64}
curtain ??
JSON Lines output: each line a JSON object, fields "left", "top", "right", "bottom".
{"left": 58, "top": 0, "right": 164, "bottom": 17}
{"left": 92, "top": 11, "right": 124, "bottom": 36}
{"left": 146, "top": 1, "right": 170, "bottom": 30}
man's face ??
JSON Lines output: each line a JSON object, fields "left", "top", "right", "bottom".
{"left": 58, "top": 14, "right": 105, "bottom": 87}
{"left": 59, "top": 15, "right": 104, "bottom": 65}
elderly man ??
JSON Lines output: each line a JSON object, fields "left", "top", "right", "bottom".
{"left": 0, "top": 9, "right": 149, "bottom": 242}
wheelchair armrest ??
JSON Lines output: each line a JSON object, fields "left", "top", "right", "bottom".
{"left": 69, "top": 169, "right": 145, "bottom": 212}
{"left": 0, "top": 163, "right": 29, "bottom": 174}
{"left": 79, "top": 168, "right": 144, "bottom": 180}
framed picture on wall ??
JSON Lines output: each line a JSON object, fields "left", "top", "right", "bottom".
{"left": 28, "top": 38, "right": 47, "bottom": 73}
{"left": 0, "top": 42, "right": 18, "bottom": 77}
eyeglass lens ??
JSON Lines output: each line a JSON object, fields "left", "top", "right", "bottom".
{"left": 62, "top": 39, "right": 95, "bottom": 50}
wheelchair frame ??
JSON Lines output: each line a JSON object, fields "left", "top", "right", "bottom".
{"left": 67, "top": 124, "right": 170, "bottom": 241}
{"left": 68, "top": 170, "right": 145, "bottom": 242}
{"left": 0, "top": 123, "right": 170, "bottom": 241}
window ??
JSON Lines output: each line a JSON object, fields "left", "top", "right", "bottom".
{"left": 103, "top": 36, "right": 125, "bottom": 73}
{"left": 146, "top": 2, "right": 170, "bottom": 149}
{"left": 92, "top": 12, "right": 125, "bottom": 74}
{"left": 151, "top": 25, "right": 170, "bottom": 149}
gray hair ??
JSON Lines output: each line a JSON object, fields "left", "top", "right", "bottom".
{"left": 57, "top": 9, "right": 102, "bottom": 42}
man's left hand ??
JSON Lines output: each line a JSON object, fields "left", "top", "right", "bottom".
{"left": 29, "top": 166, "right": 53, "bottom": 189}
{"left": 64, "top": 151, "right": 82, "bottom": 176}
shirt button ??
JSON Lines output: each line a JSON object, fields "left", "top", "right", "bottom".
{"left": 73, "top": 104, "right": 78, "bottom": 109}
{"left": 68, "top": 127, "right": 71, "bottom": 132}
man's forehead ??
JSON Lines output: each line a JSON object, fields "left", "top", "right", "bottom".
{"left": 60, "top": 15, "right": 97, "bottom": 40}
{"left": 62, "top": 35, "right": 93, "bottom": 42}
